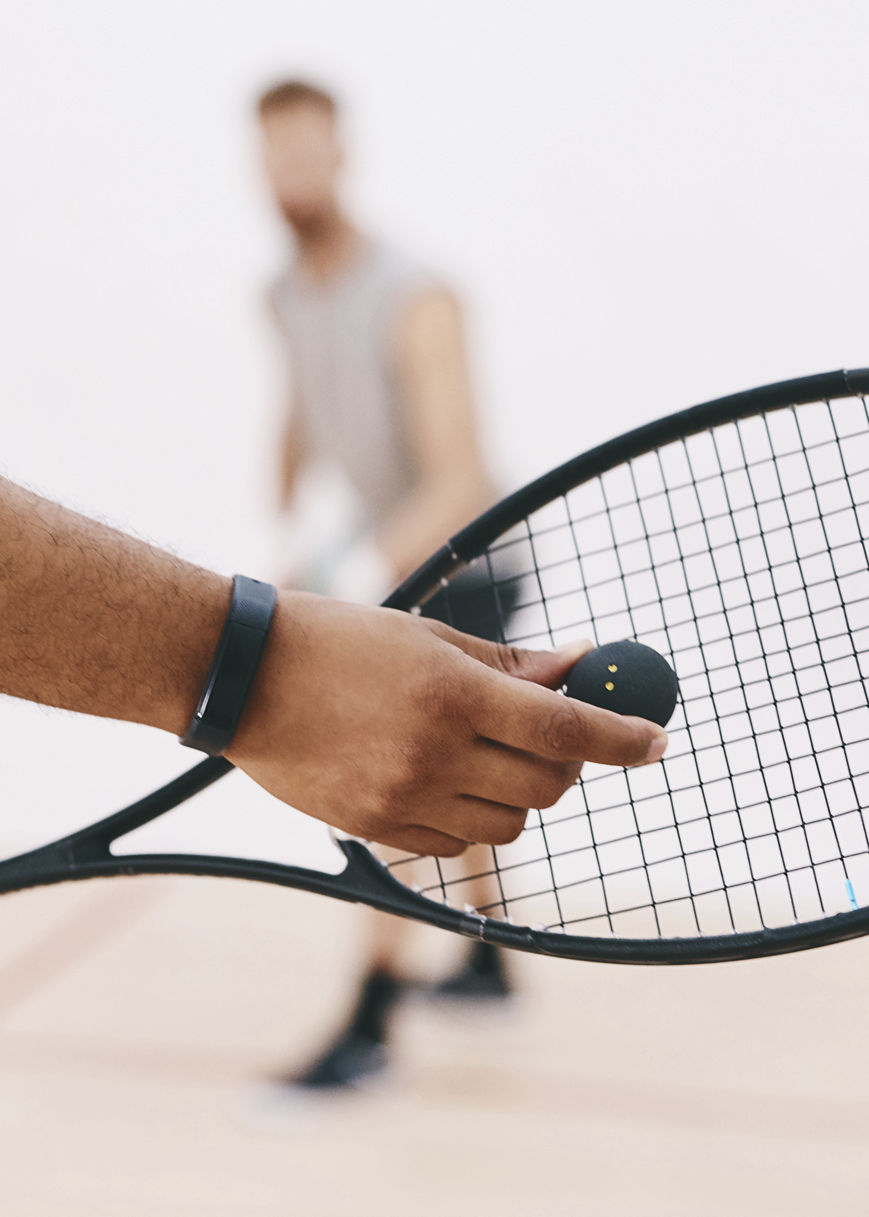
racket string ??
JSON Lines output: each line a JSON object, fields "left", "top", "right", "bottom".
{"left": 758, "top": 406, "right": 866, "bottom": 907}
{"left": 379, "top": 391, "right": 869, "bottom": 939}
{"left": 597, "top": 465, "right": 679, "bottom": 936}
{"left": 524, "top": 515, "right": 572, "bottom": 931}
{"left": 700, "top": 421, "right": 810, "bottom": 926}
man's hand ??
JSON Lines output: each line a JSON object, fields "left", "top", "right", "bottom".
{"left": 226, "top": 592, "right": 668, "bottom": 856}
{"left": 0, "top": 476, "right": 666, "bottom": 855}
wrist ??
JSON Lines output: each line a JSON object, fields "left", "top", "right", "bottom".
{"left": 150, "top": 571, "right": 233, "bottom": 737}
{"left": 179, "top": 575, "right": 278, "bottom": 756}
{"left": 222, "top": 588, "right": 303, "bottom": 769}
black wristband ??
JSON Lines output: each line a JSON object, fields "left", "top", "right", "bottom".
{"left": 180, "top": 575, "right": 278, "bottom": 757}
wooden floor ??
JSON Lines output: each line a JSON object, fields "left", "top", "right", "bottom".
{"left": 1, "top": 875, "right": 869, "bottom": 1216}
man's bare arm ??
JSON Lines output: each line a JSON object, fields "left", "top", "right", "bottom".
{"left": 0, "top": 476, "right": 666, "bottom": 853}
{"left": 266, "top": 285, "right": 308, "bottom": 515}
{"left": 0, "top": 476, "right": 227, "bottom": 735}
{"left": 277, "top": 397, "right": 307, "bottom": 513}
{"left": 376, "top": 285, "right": 494, "bottom": 580}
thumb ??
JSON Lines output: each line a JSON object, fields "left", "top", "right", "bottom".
{"left": 443, "top": 628, "right": 595, "bottom": 691}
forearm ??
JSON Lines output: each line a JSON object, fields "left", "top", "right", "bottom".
{"left": 0, "top": 477, "right": 230, "bottom": 735}
{"left": 278, "top": 444, "right": 303, "bottom": 512}
{"left": 277, "top": 407, "right": 306, "bottom": 513}
{"left": 389, "top": 286, "right": 495, "bottom": 581}
{"left": 376, "top": 472, "right": 494, "bottom": 581}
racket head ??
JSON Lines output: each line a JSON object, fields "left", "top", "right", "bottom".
{"left": 370, "top": 367, "right": 869, "bottom": 962}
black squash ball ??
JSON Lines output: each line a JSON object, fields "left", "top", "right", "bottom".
{"left": 565, "top": 640, "right": 679, "bottom": 728}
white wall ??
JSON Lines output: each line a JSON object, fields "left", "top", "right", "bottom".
{"left": 1, "top": 0, "right": 867, "bottom": 858}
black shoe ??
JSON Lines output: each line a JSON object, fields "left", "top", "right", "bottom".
{"left": 276, "top": 970, "right": 401, "bottom": 1094}
{"left": 238, "top": 1029, "right": 389, "bottom": 1130}
{"left": 285, "top": 1028, "right": 389, "bottom": 1092}
{"left": 430, "top": 941, "right": 513, "bottom": 1004}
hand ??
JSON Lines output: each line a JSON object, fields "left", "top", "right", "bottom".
{"left": 226, "top": 592, "right": 669, "bottom": 856}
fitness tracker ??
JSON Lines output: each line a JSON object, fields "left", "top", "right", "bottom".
{"left": 180, "top": 574, "right": 278, "bottom": 757}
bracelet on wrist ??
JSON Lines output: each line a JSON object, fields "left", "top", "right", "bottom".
{"left": 180, "top": 574, "right": 277, "bottom": 757}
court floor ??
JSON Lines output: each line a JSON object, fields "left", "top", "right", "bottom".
{"left": 1, "top": 875, "right": 868, "bottom": 1216}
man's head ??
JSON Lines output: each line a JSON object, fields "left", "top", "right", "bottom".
{"left": 258, "top": 79, "right": 343, "bottom": 237}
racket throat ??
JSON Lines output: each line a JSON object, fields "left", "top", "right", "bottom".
{"left": 333, "top": 840, "right": 489, "bottom": 938}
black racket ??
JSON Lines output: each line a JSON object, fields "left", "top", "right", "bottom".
{"left": 2, "top": 369, "right": 868, "bottom": 965}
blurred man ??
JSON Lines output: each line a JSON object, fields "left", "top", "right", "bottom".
{"left": 259, "top": 79, "right": 515, "bottom": 1093}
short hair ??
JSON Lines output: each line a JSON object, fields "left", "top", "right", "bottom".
{"left": 257, "top": 79, "right": 338, "bottom": 120}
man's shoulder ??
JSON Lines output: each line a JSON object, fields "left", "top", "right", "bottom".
{"left": 367, "top": 238, "right": 450, "bottom": 306}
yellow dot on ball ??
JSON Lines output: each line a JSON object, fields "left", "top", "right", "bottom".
{"left": 605, "top": 681, "right": 615, "bottom": 691}
{"left": 608, "top": 663, "right": 618, "bottom": 672}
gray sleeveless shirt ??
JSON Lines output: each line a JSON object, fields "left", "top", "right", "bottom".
{"left": 271, "top": 237, "right": 435, "bottom": 530}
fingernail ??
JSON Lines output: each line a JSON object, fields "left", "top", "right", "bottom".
{"left": 645, "top": 733, "right": 668, "bottom": 763}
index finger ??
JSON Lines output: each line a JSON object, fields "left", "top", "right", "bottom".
{"left": 471, "top": 666, "right": 668, "bottom": 768}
